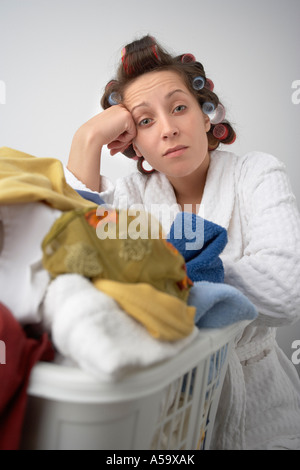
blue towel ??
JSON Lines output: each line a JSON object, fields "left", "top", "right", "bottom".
{"left": 167, "top": 213, "right": 257, "bottom": 328}
{"left": 75, "top": 189, "right": 106, "bottom": 206}
{"left": 167, "top": 212, "right": 227, "bottom": 283}
{"left": 188, "top": 281, "right": 257, "bottom": 328}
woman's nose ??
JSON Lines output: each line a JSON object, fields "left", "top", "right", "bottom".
{"left": 161, "top": 117, "right": 179, "bottom": 139}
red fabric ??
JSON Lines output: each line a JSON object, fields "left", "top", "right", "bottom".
{"left": 0, "top": 302, "right": 54, "bottom": 450}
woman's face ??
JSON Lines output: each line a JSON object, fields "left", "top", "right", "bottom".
{"left": 123, "top": 70, "right": 211, "bottom": 179}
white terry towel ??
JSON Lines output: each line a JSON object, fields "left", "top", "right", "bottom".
{"left": 42, "top": 274, "right": 198, "bottom": 382}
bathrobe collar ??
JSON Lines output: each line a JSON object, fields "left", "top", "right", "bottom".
{"left": 142, "top": 150, "right": 236, "bottom": 231}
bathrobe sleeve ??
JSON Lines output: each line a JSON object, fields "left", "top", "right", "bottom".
{"left": 223, "top": 152, "right": 300, "bottom": 326}
{"left": 64, "top": 165, "right": 116, "bottom": 205}
{"left": 63, "top": 165, "right": 147, "bottom": 208}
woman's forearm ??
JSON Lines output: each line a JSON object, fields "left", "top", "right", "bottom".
{"left": 67, "top": 124, "right": 104, "bottom": 192}
{"left": 67, "top": 106, "right": 136, "bottom": 192}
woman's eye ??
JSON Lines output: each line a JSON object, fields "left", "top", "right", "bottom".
{"left": 174, "top": 105, "right": 186, "bottom": 113}
{"left": 139, "top": 117, "right": 152, "bottom": 126}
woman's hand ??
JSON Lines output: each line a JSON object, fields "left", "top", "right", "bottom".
{"left": 82, "top": 104, "right": 137, "bottom": 155}
{"left": 103, "top": 105, "right": 137, "bottom": 155}
{"left": 67, "top": 105, "right": 137, "bottom": 191}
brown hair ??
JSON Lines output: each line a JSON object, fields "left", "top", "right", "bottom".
{"left": 101, "top": 35, "right": 236, "bottom": 173}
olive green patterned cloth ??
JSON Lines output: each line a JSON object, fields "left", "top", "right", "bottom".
{"left": 42, "top": 207, "right": 195, "bottom": 340}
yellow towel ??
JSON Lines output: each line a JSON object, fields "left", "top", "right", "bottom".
{"left": 0, "top": 147, "right": 95, "bottom": 210}
{"left": 94, "top": 279, "right": 195, "bottom": 341}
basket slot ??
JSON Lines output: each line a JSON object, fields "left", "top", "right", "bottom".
{"left": 197, "top": 343, "right": 230, "bottom": 449}
{"left": 175, "top": 369, "right": 193, "bottom": 446}
{"left": 151, "top": 364, "right": 207, "bottom": 450}
{"left": 151, "top": 377, "right": 181, "bottom": 448}
{"left": 164, "top": 375, "right": 185, "bottom": 449}
{"left": 190, "top": 354, "right": 212, "bottom": 449}
{"left": 151, "top": 344, "right": 232, "bottom": 450}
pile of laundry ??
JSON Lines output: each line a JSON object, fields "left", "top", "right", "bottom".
{"left": 0, "top": 147, "right": 257, "bottom": 448}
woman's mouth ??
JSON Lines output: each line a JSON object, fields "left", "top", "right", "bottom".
{"left": 163, "top": 145, "right": 187, "bottom": 158}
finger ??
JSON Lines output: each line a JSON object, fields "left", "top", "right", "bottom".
{"left": 107, "top": 135, "right": 133, "bottom": 150}
{"left": 116, "top": 129, "right": 136, "bottom": 143}
{"left": 110, "top": 143, "right": 134, "bottom": 156}
{"left": 110, "top": 147, "right": 127, "bottom": 156}
{"left": 107, "top": 141, "right": 130, "bottom": 151}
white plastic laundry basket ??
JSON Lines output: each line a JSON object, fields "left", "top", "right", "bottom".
{"left": 20, "top": 322, "right": 246, "bottom": 450}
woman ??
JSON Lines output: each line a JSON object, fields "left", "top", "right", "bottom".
{"left": 65, "top": 35, "right": 300, "bottom": 449}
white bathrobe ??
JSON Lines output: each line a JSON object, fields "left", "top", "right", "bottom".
{"left": 65, "top": 149, "right": 300, "bottom": 450}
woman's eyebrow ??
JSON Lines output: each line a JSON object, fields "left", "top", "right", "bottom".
{"left": 130, "top": 89, "right": 188, "bottom": 114}
{"left": 166, "top": 88, "right": 188, "bottom": 99}
{"left": 131, "top": 102, "right": 149, "bottom": 114}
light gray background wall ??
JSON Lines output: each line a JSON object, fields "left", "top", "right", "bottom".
{"left": 0, "top": 0, "right": 299, "bottom": 374}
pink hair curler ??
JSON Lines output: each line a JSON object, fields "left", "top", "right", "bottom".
{"left": 213, "top": 123, "right": 229, "bottom": 140}
{"left": 209, "top": 104, "right": 226, "bottom": 125}
{"left": 181, "top": 53, "right": 196, "bottom": 63}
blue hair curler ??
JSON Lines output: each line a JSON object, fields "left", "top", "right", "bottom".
{"left": 108, "top": 92, "right": 120, "bottom": 106}
{"left": 202, "top": 102, "right": 215, "bottom": 115}
{"left": 192, "top": 76, "right": 205, "bottom": 91}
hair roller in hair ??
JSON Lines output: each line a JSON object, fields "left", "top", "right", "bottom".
{"left": 181, "top": 53, "right": 196, "bottom": 63}
{"left": 202, "top": 102, "right": 215, "bottom": 115}
{"left": 192, "top": 76, "right": 205, "bottom": 91}
{"left": 108, "top": 92, "right": 120, "bottom": 106}
{"left": 105, "top": 80, "right": 118, "bottom": 91}
{"left": 121, "top": 46, "right": 129, "bottom": 73}
{"left": 209, "top": 103, "right": 226, "bottom": 125}
{"left": 213, "top": 123, "right": 229, "bottom": 140}
{"left": 151, "top": 44, "right": 160, "bottom": 61}
{"left": 227, "top": 133, "right": 237, "bottom": 145}
{"left": 205, "top": 78, "right": 214, "bottom": 91}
